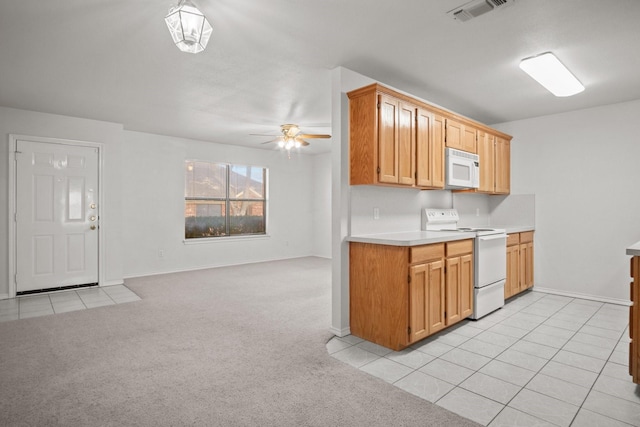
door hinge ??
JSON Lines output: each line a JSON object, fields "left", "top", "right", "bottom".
{"left": 14, "top": 274, "right": 17, "bottom": 285}
{"left": 377, "top": 166, "right": 380, "bottom": 174}
{"left": 377, "top": 103, "right": 380, "bottom": 109}
{"left": 408, "top": 275, "right": 411, "bottom": 283}
{"left": 408, "top": 326, "right": 411, "bottom": 335}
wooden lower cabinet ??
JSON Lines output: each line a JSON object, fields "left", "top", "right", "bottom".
{"left": 630, "top": 256, "right": 639, "bottom": 384}
{"left": 350, "top": 239, "right": 473, "bottom": 351}
{"left": 409, "top": 259, "right": 445, "bottom": 343}
{"left": 504, "top": 231, "right": 534, "bottom": 299}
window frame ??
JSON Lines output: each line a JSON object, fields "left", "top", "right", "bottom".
{"left": 184, "top": 160, "right": 269, "bottom": 241}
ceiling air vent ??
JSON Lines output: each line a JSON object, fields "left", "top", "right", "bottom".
{"left": 448, "top": 0, "right": 515, "bottom": 22}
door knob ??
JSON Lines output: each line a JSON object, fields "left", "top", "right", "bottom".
{"left": 90, "top": 215, "right": 96, "bottom": 221}
{"left": 90, "top": 225, "right": 96, "bottom": 230}
{"left": 90, "top": 203, "right": 96, "bottom": 209}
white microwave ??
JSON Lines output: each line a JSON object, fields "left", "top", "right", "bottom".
{"left": 445, "top": 148, "right": 480, "bottom": 189}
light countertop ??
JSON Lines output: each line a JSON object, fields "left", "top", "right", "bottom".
{"left": 348, "top": 225, "right": 535, "bottom": 247}
{"left": 627, "top": 241, "right": 640, "bottom": 256}
{"left": 495, "top": 225, "right": 535, "bottom": 234}
{"left": 347, "top": 230, "right": 476, "bottom": 246}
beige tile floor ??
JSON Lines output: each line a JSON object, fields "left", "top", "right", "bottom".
{"left": 0, "top": 285, "right": 140, "bottom": 322}
{"left": 327, "top": 291, "right": 640, "bottom": 426}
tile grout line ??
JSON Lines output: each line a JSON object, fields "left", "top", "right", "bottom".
{"left": 329, "top": 292, "right": 635, "bottom": 427}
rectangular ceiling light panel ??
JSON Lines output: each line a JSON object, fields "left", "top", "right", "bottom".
{"left": 519, "top": 52, "right": 585, "bottom": 97}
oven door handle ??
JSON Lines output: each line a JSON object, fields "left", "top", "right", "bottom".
{"left": 478, "top": 234, "right": 507, "bottom": 241}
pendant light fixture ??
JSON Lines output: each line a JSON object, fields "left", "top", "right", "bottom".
{"left": 519, "top": 52, "right": 584, "bottom": 97}
{"left": 165, "top": 0, "right": 213, "bottom": 54}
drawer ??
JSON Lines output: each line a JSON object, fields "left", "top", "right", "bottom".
{"left": 520, "top": 231, "right": 534, "bottom": 243}
{"left": 410, "top": 243, "right": 444, "bottom": 264}
{"left": 446, "top": 239, "right": 473, "bottom": 257}
{"left": 506, "top": 233, "right": 520, "bottom": 246}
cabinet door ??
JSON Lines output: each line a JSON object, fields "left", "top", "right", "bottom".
{"left": 495, "top": 137, "right": 510, "bottom": 194}
{"left": 460, "top": 254, "right": 474, "bottom": 318}
{"left": 416, "top": 108, "right": 433, "bottom": 187}
{"left": 409, "top": 260, "right": 446, "bottom": 343}
{"left": 445, "top": 119, "right": 464, "bottom": 151}
{"left": 525, "top": 241, "right": 534, "bottom": 289}
{"left": 445, "top": 119, "right": 477, "bottom": 153}
{"left": 445, "top": 257, "right": 461, "bottom": 324}
{"left": 519, "top": 241, "right": 534, "bottom": 291}
{"left": 378, "top": 94, "right": 399, "bottom": 184}
{"left": 417, "top": 109, "right": 445, "bottom": 189}
{"left": 409, "top": 263, "right": 430, "bottom": 343}
{"left": 398, "top": 102, "right": 416, "bottom": 185}
{"left": 477, "top": 131, "right": 496, "bottom": 193}
{"left": 462, "top": 125, "right": 477, "bottom": 153}
{"left": 428, "top": 260, "right": 446, "bottom": 334}
{"left": 432, "top": 115, "right": 445, "bottom": 188}
{"left": 505, "top": 244, "right": 519, "bottom": 299}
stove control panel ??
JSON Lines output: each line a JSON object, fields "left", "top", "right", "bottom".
{"left": 422, "top": 209, "right": 459, "bottom": 230}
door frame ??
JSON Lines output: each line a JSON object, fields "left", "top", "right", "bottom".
{"left": 8, "top": 134, "right": 105, "bottom": 298}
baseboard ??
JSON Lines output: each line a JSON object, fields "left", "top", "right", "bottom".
{"left": 122, "top": 255, "right": 326, "bottom": 280}
{"left": 329, "top": 326, "right": 351, "bottom": 337}
{"left": 0, "top": 293, "right": 9, "bottom": 300}
{"left": 533, "top": 286, "right": 631, "bottom": 306}
{"left": 101, "top": 280, "right": 125, "bottom": 287}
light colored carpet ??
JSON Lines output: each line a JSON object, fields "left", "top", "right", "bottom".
{"left": 0, "top": 257, "right": 479, "bottom": 426}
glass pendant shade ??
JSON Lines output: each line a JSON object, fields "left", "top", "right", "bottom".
{"left": 165, "top": 0, "right": 213, "bottom": 54}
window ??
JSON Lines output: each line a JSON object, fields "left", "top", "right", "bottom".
{"left": 185, "top": 161, "right": 267, "bottom": 239}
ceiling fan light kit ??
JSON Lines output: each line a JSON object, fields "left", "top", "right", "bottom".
{"left": 165, "top": 0, "right": 213, "bottom": 54}
{"left": 251, "top": 124, "right": 331, "bottom": 156}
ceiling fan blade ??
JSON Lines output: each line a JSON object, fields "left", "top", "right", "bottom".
{"left": 297, "top": 134, "right": 331, "bottom": 139}
{"left": 298, "top": 139, "right": 311, "bottom": 146}
{"left": 260, "top": 138, "right": 281, "bottom": 144}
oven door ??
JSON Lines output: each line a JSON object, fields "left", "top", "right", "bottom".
{"left": 475, "top": 233, "right": 507, "bottom": 288}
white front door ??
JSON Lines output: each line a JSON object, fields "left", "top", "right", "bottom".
{"left": 15, "top": 140, "right": 99, "bottom": 293}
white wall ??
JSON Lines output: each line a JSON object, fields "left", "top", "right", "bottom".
{"left": 120, "top": 130, "right": 320, "bottom": 278}
{"left": 493, "top": 99, "right": 640, "bottom": 302}
{"left": 0, "top": 106, "right": 332, "bottom": 296}
{"left": 312, "top": 152, "right": 331, "bottom": 258}
{"left": 351, "top": 187, "right": 451, "bottom": 235}
{"left": 0, "top": 107, "right": 124, "bottom": 297}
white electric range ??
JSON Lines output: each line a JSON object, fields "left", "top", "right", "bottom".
{"left": 422, "top": 209, "right": 507, "bottom": 319}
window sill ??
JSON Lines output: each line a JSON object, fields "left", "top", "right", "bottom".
{"left": 183, "top": 234, "right": 271, "bottom": 245}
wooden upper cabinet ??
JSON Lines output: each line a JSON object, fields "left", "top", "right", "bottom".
{"left": 377, "top": 95, "right": 397, "bottom": 184}
{"left": 477, "top": 130, "right": 495, "bottom": 193}
{"left": 348, "top": 86, "right": 415, "bottom": 187}
{"left": 446, "top": 119, "right": 477, "bottom": 153}
{"left": 495, "top": 136, "right": 511, "bottom": 194}
{"left": 475, "top": 131, "right": 511, "bottom": 195}
{"left": 397, "top": 100, "right": 416, "bottom": 185}
{"left": 378, "top": 95, "right": 416, "bottom": 185}
{"left": 416, "top": 109, "right": 445, "bottom": 189}
{"left": 348, "top": 83, "right": 510, "bottom": 189}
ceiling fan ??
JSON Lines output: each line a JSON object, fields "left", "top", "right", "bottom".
{"left": 252, "top": 124, "right": 331, "bottom": 151}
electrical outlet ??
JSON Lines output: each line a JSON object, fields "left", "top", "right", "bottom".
{"left": 373, "top": 207, "right": 380, "bottom": 220}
